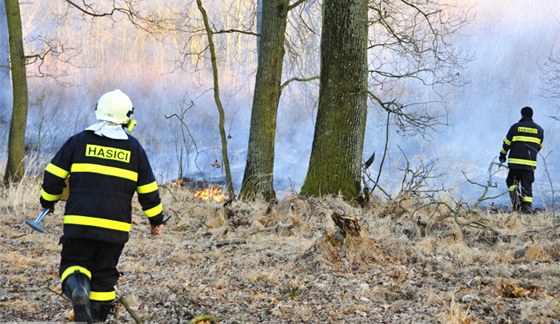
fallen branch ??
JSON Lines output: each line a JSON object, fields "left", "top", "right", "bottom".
{"left": 12, "top": 233, "right": 28, "bottom": 239}
{"left": 46, "top": 286, "right": 66, "bottom": 300}
{"left": 115, "top": 289, "right": 142, "bottom": 324}
{"left": 211, "top": 238, "right": 246, "bottom": 248}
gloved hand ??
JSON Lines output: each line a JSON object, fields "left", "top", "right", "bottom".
{"left": 40, "top": 197, "right": 56, "bottom": 213}
{"left": 499, "top": 154, "right": 506, "bottom": 163}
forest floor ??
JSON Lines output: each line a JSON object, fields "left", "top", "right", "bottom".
{"left": 1, "top": 179, "right": 559, "bottom": 323}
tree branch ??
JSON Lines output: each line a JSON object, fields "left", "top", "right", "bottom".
{"left": 288, "top": 0, "right": 308, "bottom": 11}
{"left": 214, "top": 28, "right": 259, "bottom": 36}
{"left": 280, "top": 75, "right": 319, "bottom": 91}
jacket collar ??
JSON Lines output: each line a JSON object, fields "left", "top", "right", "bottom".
{"left": 85, "top": 121, "right": 128, "bottom": 140}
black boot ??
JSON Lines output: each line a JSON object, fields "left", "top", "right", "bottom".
{"left": 63, "top": 271, "right": 92, "bottom": 323}
{"left": 521, "top": 202, "right": 534, "bottom": 214}
{"left": 91, "top": 300, "right": 115, "bottom": 322}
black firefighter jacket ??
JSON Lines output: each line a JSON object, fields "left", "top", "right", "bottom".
{"left": 40, "top": 130, "right": 164, "bottom": 244}
{"left": 500, "top": 117, "right": 544, "bottom": 171}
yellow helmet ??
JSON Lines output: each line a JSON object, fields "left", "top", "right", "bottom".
{"left": 95, "top": 89, "right": 134, "bottom": 125}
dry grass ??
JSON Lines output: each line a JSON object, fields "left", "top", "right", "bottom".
{"left": 1, "top": 178, "right": 559, "bottom": 323}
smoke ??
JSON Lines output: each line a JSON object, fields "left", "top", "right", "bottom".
{"left": 1, "top": 0, "right": 560, "bottom": 207}
{"left": 0, "top": 0, "right": 11, "bottom": 150}
{"left": 400, "top": 0, "right": 560, "bottom": 206}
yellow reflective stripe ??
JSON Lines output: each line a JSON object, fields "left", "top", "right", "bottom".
{"left": 71, "top": 163, "right": 138, "bottom": 182}
{"left": 137, "top": 181, "right": 158, "bottom": 194}
{"left": 503, "top": 138, "right": 511, "bottom": 146}
{"left": 512, "top": 136, "right": 541, "bottom": 145}
{"left": 500, "top": 148, "right": 507, "bottom": 154}
{"left": 144, "top": 203, "right": 163, "bottom": 217}
{"left": 90, "top": 290, "right": 116, "bottom": 302}
{"left": 508, "top": 158, "right": 537, "bottom": 167}
{"left": 41, "top": 188, "right": 61, "bottom": 201}
{"left": 522, "top": 196, "right": 533, "bottom": 203}
{"left": 508, "top": 185, "right": 518, "bottom": 192}
{"left": 45, "top": 163, "right": 69, "bottom": 179}
{"left": 64, "top": 215, "right": 131, "bottom": 232}
{"left": 61, "top": 266, "right": 91, "bottom": 282}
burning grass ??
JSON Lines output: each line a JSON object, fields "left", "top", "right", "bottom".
{"left": 0, "top": 178, "right": 559, "bottom": 323}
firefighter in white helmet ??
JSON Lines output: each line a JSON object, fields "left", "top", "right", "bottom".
{"left": 39, "top": 89, "right": 164, "bottom": 322}
{"left": 91, "top": 89, "right": 137, "bottom": 138}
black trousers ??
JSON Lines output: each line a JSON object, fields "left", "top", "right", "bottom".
{"left": 59, "top": 238, "right": 124, "bottom": 301}
{"left": 506, "top": 168, "right": 534, "bottom": 208}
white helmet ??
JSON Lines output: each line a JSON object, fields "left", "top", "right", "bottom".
{"left": 95, "top": 89, "right": 134, "bottom": 125}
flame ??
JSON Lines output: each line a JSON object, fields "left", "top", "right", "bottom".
{"left": 194, "top": 187, "right": 228, "bottom": 203}
{"left": 171, "top": 178, "right": 185, "bottom": 188}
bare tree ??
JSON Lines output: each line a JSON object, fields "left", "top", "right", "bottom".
{"left": 3, "top": 0, "right": 28, "bottom": 184}
{"left": 542, "top": 53, "right": 560, "bottom": 93}
{"left": 300, "top": 0, "right": 469, "bottom": 200}
{"left": 2, "top": 0, "right": 114, "bottom": 184}
{"left": 237, "top": 0, "right": 291, "bottom": 201}
{"left": 541, "top": 53, "right": 560, "bottom": 112}
{"left": 63, "top": 0, "right": 244, "bottom": 197}
{"left": 195, "top": 0, "right": 235, "bottom": 197}
{"left": 367, "top": 0, "right": 470, "bottom": 137}
{"left": 239, "top": 0, "right": 325, "bottom": 203}
{"left": 300, "top": 0, "right": 369, "bottom": 201}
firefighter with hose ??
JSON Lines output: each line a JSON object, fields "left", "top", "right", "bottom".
{"left": 498, "top": 106, "right": 544, "bottom": 213}
{"left": 39, "top": 89, "right": 165, "bottom": 322}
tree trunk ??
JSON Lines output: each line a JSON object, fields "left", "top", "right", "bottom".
{"left": 300, "top": 0, "right": 368, "bottom": 200}
{"left": 238, "top": 0, "right": 289, "bottom": 201}
{"left": 196, "top": 0, "right": 235, "bottom": 198}
{"left": 3, "top": 0, "right": 28, "bottom": 184}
